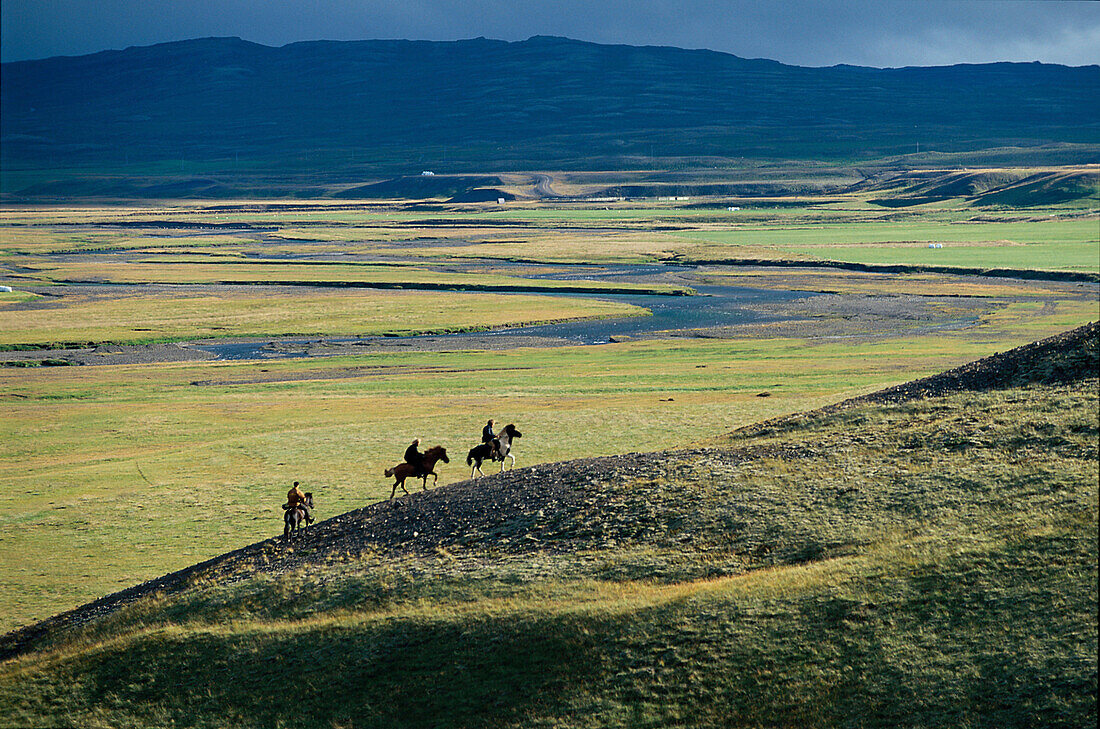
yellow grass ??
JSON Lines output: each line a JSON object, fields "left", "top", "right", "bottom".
{"left": 0, "top": 288, "right": 644, "bottom": 346}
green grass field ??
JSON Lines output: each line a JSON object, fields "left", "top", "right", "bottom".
{"left": 1, "top": 378, "right": 1094, "bottom": 728}
{"left": 2, "top": 191, "right": 1095, "bottom": 272}
{"left": 0, "top": 291, "right": 1095, "bottom": 631}
{"left": 0, "top": 288, "right": 646, "bottom": 347}
{"left": 672, "top": 217, "right": 1099, "bottom": 272}
{"left": 0, "top": 180, "right": 1097, "bottom": 725}
{"left": 0, "top": 189, "right": 1095, "bottom": 639}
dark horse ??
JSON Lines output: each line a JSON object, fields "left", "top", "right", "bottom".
{"left": 467, "top": 423, "right": 522, "bottom": 478}
{"left": 283, "top": 492, "right": 313, "bottom": 541}
{"left": 384, "top": 445, "right": 449, "bottom": 499}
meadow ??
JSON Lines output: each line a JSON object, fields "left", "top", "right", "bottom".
{"left": 0, "top": 287, "right": 646, "bottom": 348}
{"left": 1, "top": 376, "right": 1095, "bottom": 727}
{"left": 0, "top": 187, "right": 1096, "bottom": 634}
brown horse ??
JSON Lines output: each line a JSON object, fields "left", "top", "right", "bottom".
{"left": 384, "top": 445, "right": 449, "bottom": 499}
{"left": 283, "top": 492, "right": 313, "bottom": 541}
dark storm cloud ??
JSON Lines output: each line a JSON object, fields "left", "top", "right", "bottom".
{"left": 3, "top": 0, "right": 1098, "bottom": 66}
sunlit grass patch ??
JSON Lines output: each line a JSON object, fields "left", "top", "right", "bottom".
{"left": 0, "top": 289, "right": 41, "bottom": 305}
{"left": 0, "top": 288, "right": 646, "bottom": 347}
{"left": 671, "top": 218, "right": 1100, "bottom": 273}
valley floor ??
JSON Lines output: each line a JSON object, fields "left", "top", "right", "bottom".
{"left": 2, "top": 325, "right": 1096, "bottom": 728}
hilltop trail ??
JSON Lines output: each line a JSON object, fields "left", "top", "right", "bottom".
{"left": 2, "top": 321, "right": 1095, "bottom": 661}
{"left": 533, "top": 174, "right": 564, "bottom": 198}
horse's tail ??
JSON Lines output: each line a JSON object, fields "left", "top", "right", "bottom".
{"left": 466, "top": 449, "right": 475, "bottom": 466}
{"left": 384, "top": 467, "right": 395, "bottom": 477}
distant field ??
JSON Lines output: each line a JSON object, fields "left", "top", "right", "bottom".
{"left": 0, "top": 188, "right": 1097, "bottom": 633}
{"left": 672, "top": 218, "right": 1100, "bottom": 273}
{"left": 0, "top": 289, "right": 645, "bottom": 347}
{"left": 3, "top": 196, "right": 1096, "bottom": 272}
{"left": 9, "top": 259, "right": 692, "bottom": 294}
{"left": 0, "top": 293, "right": 1095, "bottom": 631}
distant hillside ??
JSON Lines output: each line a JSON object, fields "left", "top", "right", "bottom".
{"left": 332, "top": 175, "right": 504, "bottom": 199}
{"left": 868, "top": 169, "right": 1099, "bottom": 207}
{"left": 2, "top": 36, "right": 1099, "bottom": 197}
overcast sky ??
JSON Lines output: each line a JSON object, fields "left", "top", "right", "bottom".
{"left": 3, "top": 0, "right": 1099, "bottom": 67}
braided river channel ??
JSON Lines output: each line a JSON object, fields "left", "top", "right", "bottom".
{"left": 193, "top": 263, "right": 815, "bottom": 360}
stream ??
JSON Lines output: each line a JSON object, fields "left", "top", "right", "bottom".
{"left": 193, "top": 263, "right": 815, "bottom": 360}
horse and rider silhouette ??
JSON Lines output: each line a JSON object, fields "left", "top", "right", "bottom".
{"left": 282, "top": 481, "right": 313, "bottom": 541}
{"left": 466, "top": 422, "right": 522, "bottom": 478}
{"left": 383, "top": 420, "right": 523, "bottom": 499}
{"left": 384, "top": 439, "right": 450, "bottom": 499}
{"left": 278, "top": 421, "right": 523, "bottom": 537}
{"left": 277, "top": 420, "right": 525, "bottom": 540}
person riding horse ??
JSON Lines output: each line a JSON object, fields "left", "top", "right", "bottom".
{"left": 283, "top": 481, "right": 313, "bottom": 524}
{"left": 404, "top": 438, "right": 426, "bottom": 475}
{"left": 481, "top": 419, "right": 500, "bottom": 460}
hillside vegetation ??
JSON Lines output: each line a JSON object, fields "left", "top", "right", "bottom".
{"left": 3, "top": 36, "right": 1098, "bottom": 196}
{"left": 1, "top": 324, "right": 1095, "bottom": 728}
{"left": 868, "top": 169, "right": 1099, "bottom": 208}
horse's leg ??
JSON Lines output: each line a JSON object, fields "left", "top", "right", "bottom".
{"left": 390, "top": 481, "right": 398, "bottom": 499}
{"left": 506, "top": 453, "right": 516, "bottom": 471}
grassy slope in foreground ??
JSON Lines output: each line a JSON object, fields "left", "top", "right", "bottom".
{"left": 0, "top": 324, "right": 1096, "bottom": 728}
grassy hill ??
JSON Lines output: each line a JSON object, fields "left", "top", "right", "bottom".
{"left": 1, "top": 323, "right": 1095, "bottom": 727}
{"left": 2, "top": 36, "right": 1098, "bottom": 197}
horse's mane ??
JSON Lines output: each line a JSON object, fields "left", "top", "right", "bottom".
{"left": 424, "top": 445, "right": 446, "bottom": 457}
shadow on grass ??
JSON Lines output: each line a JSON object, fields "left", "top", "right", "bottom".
{"left": 30, "top": 614, "right": 618, "bottom": 728}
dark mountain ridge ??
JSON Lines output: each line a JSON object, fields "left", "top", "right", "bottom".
{"left": 2, "top": 35, "right": 1098, "bottom": 194}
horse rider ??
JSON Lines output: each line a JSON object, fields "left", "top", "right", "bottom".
{"left": 482, "top": 419, "right": 501, "bottom": 460}
{"left": 404, "top": 438, "right": 426, "bottom": 475}
{"left": 284, "top": 481, "right": 313, "bottom": 524}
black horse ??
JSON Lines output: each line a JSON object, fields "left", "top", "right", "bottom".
{"left": 467, "top": 423, "right": 522, "bottom": 478}
{"left": 283, "top": 492, "right": 313, "bottom": 541}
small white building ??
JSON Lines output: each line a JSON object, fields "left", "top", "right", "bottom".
{"left": 421, "top": 171, "right": 435, "bottom": 176}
